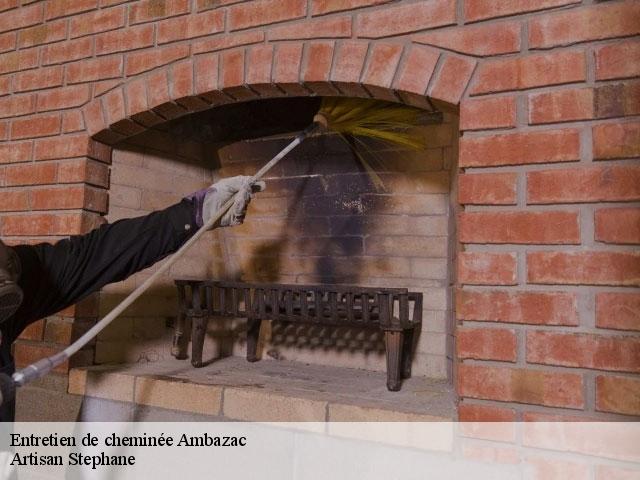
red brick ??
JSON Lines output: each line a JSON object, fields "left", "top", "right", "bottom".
{"left": 14, "top": 342, "right": 68, "bottom": 373}
{"left": 42, "top": 37, "right": 93, "bottom": 65}
{"left": 458, "top": 403, "right": 516, "bottom": 422}
{"left": 15, "top": 66, "right": 63, "bottom": 92}
{"left": 458, "top": 172, "right": 516, "bottom": 205}
{"left": 0, "top": 0, "right": 16, "bottom": 12}
{"left": 67, "top": 56, "right": 122, "bottom": 84}
{"left": 125, "top": 44, "right": 188, "bottom": 75}
{"left": 458, "top": 327, "right": 517, "bottom": 362}
{"left": 361, "top": 43, "right": 403, "bottom": 90}
{"left": 31, "top": 185, "right": 107, "bottom": 212}
{"left": 37, "top": 85, "right": 91, "bottom": 111}
{"left": 4, "top": 162, "right": 57, "bottom": 186}
{"left": 414, "top": 21, "right": 520, "bottom": 56}
{"left": 271, "top": 44, "right": 307, "bottom": 96}
{"left": 193, "top": 53, "right": 219, "bottom": 96}
{"left": 527, "top": 331, "right": 640, "bottom": 373}
{"left": 218, "top": 49, "right": 244, "bottom": 90}
{"left": 228, "top": 0, "right": 306, "bottom": 31}
{"left": 0, "top": 31, "right": 15, "bottom": 53}
{"left": 529, "top": 88, "right": 594, "bottom": 124}
{"left": 457, "top": 290, "right": 578, "bottom": 326}
{"left": 464, "top": 0, "right": 579, "bottom": 22}
{"left": 393, "top": 45, "right": 439, "bottom": 97}
{"left": 102, "top": 88, "right": 126, "bottom": 125}
{"left": 0, "top": 3, "right": 42, "bottom": 34}
{"left": 331, "top": 40, "right": 369, "bottom": 96}
{"left": 460, "top": 211, "right": 579, "bottom": 245}
{"left": 196, "top": 0, "right": 240, "bottom": 11}
{"left": 82, "top": 100, "right": 107, "bottom": 136}
{"left": 0, "top": 76, "right": 9, "bottom": 96}
{"left": 0, "top": 49, "right": 38, "bottom": 74}
{"left": 95, "top": 24, "right": 154, "bottom": 55}
{"left": 129, "top": 0, "right": 189, "bottom": 24}
{"left": 46, "top": 0, "right": 97, "bottom": 20}
{"left": 62, "top": 110, "right": 85, "bottom": 133}
{"left": 43, "top": 318, "right": 75, "bottom": 345}
{"left": 0, "top": 190, "right": 29, "bottom": 211}
{"left": 596, "top": 293, "right": 640, "bottom": 332}
{"left": 192, "top": 30, "right": 263, "bottom": 54}
{"left": 527, "top": 251, "right": 640, "bottom": 286}
{"left": 593, "top": 82, "right": 640, "bottom": 119}
{"left": 311, "top": 0, "right": 391, "bottom": 15}
{"left": 157, "top": 9, "right": 224, "bottom": 44}
{"left": 18, "top": 321, "right": 44, "bottom": 341}
{"left": 460, "top": 129, "right": 580, "bottom": 167}
{"left": 527, "top": 165, "right": 640, "bottom": 204}
{"left": 18, "top": 20, "right": 66, "bottom": 48}
{"left": 246, "top": 45, "right": 279, "bottom": 96}
{"left": 34, "top": 135, "right": 88, "bottom": 160}
{"left": 146, "top": 69, "right": 170, "bottom": 107}
{"left": 11, "top": 113, "right": 60, "bottom": 140}
{"left": 596, "top": 39, "right": 640, "bottom": 81}
{"left": 529, "top": 1, "right": 640, "bottom": 49}
{"left": 170, "top": 59, "right": 195, "bottom": 100}
{"left": 301, "top": 41, "right": 334, "bottom": 83}
{"left": 57, "top": 158, "right": 110, "bottom": 187}
{"left": 0, "top": 141, "right": 32, "bottom": 164}
{"left": 596, "top": 375, "right": 640, "bottom": 416}
{"left": 458, "top": 252, "right": 517, "bottom": 286}
{"left": 0, "top": 94, "right": 35, "bottom": 119}
{"left": 458, "top": 364, "right": 584, "bottom": 408}
{"left": 593, "top": 122, "right": 640, "bottom": 160}
{"left": 357, "top": 0, "right": 456, "bottom": 38}
{"left": 69, "top": 6, "right": 125, "bottom": 38}
{"left": 595, "top": 208, "right": 640, "bottom": 245}
{"left": 269, "top": 16, "right": 351, "bottom": 40}
{"left": 460, "top": 97, "right": 516, "bottom": 131}
{"left": 471, "top": 50, "right": 585, "bottom": 95}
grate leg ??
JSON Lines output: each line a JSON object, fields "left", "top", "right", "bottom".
{"left": 246, "top": 318, "right": 262, "bottom": 363}
{"left": 385, "top": 330, "right": 405, "bottom": 391}
{"left": 190, "top": 315, "right": 208, "bottom": 368}
{"left": 401, "top": 328, "right": 415, "bottom": 379}
{"left": 171, "top": 311, "right": 190, "bottom": 360}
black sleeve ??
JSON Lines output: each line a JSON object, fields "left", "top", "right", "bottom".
{"left": 5, "top": 199, "right": 198, "bottom": 343}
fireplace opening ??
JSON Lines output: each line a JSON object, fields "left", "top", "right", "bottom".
{"left": 99, "top": 96, "right": 459, "bottom": 384}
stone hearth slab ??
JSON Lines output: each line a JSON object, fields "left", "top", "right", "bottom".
{"left": 69, "top": 356, "right": 455, "bottom": 421}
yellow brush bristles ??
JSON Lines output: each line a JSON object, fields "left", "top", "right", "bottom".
{"left": 316, "top": 97, "right": 426, "bottom": 150}
{"left": 315, "top": 97, "right": 427, "bottom": 190}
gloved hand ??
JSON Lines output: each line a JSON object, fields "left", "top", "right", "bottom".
{"left": 187, "top": 176, "right": 266, "bottom": 229}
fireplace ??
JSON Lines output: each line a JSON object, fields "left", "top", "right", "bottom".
{"left": 97, "top": 96, "right": 458, "bottom": 383}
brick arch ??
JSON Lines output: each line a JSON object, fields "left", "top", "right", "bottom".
{"left": 81, "top": 39, "right": 476, "bottom": 144}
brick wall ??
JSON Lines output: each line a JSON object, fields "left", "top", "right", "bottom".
{"left": 0, "top": 0, "right": 638, "bottom": 419}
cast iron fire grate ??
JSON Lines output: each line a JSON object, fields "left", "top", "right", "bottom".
{"left": 171, "top": 280, "right": 423, "bottom": 391}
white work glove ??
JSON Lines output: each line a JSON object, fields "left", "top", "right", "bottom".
{"left": 188, "top": 176, "right": 265, "bottom": 229}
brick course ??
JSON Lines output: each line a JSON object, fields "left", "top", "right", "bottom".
{"left": 0, "top": 0, "right": 636, "bottom": 421}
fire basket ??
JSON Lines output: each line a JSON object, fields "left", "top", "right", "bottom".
{"left": 172, "top": 280, "right": 423, "bottom": 391}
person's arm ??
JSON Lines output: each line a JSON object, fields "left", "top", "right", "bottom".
{"left": 7, "top": 199, "right": 197, "bottom": 342}
{"left": 5, "top": 175, "right": 265, "bottom": 345}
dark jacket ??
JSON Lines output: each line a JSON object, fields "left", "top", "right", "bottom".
{"left": 0, "top": 199, "right": 197, "bottom": 421}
